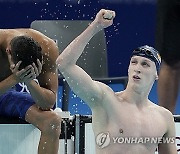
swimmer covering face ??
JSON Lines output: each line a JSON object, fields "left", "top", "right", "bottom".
{"left": 0, "top": 28, "right": 61, "bottom": 154}
{"left": 10, "top": 36, "right": 43, "bottom": 70}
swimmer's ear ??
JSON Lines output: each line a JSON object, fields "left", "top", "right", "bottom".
{"left": 6, "top": 47, "right": 11, "bottom": 54}
{"left": 6, "top": 48, "right": 14, "bottom": 66}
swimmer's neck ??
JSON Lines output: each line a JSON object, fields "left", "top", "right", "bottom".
{"left": 121, "top": 85, "right": 149, "bottom": 105}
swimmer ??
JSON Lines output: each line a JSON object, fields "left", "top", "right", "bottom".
{"left": 57, "top": 9, "right": 177, "bottom": 154}
{"left": 0, "top": 29, "right": 61, "bottom": 154}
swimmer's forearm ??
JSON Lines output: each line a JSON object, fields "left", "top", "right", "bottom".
{"left": 56, "top": 21, "right": 102, "bottom": 69}
{"left": 0, "top": 74, "right": 19, "bottom": 96}
{"left": 25, "top": 80, "right": 56, "bottom": 110}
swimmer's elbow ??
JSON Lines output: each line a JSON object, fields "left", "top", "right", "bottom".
{"left": 56, "top": 56, "right": 75, "bottom": 73}
{"left": 56, "top": 56, "right": 69, "bottom": 71}
{"left": 39, "top": 95, "right": 56, "bottom": 110}
{"left": 56, "top": 56, "right": 64, "bottom": 70}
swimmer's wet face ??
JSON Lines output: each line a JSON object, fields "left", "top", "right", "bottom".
{"left": 128, "top": 56, "right": 158, "bottom": 88}
{"left": 10, "top": 36, "right": 43, "bottom": 70}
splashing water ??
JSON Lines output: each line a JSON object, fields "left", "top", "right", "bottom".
{"left": 51, "top": 124, "right": 55, "bottom": 129}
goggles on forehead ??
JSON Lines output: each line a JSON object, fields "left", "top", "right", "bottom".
{"left": 132, "top": 45, "right": 161, "bottom": 71}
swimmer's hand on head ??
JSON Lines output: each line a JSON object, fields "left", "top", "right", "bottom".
{"left": 30, "top": 59, "right": 43, "bottom": 80}
{"left": 7, "top": 51, "right": 43, "bottom": 83}
{"left": 92, "top": 9, "right": 116, "bottom": 31}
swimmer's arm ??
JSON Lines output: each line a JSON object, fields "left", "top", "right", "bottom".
{"left": 57, "top": 10, "right": 115, "bottom": 108}
{"left": 0, "top": 63, "right": 35, "bottom": 96}
{"left": 0, "top": 74, "right": 19, "bottom": 96}
{"left": 60, "top": 64, "right": 105, "bottom": 108}
{"left": 56, "top": 22, "right": 104, "bottom": 107}
{"left": 25, "top": 71, "right": 58, "bottom": 110}
{"left": 158, "top": 111, "right": 177, "bottom": 154}
{"left": 25, "top": 40, "right": 59, "bottom": 110}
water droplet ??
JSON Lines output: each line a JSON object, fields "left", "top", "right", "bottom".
{"left": 51, "top": 124, "right": 55, "bottom": 129}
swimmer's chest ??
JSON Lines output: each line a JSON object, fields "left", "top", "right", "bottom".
{"left": 107, "top": 103, "right": 166, "bottom": 139}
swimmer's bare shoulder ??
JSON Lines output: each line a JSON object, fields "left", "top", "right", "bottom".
{"left": 158, "top": 105, "right": 175, "bottom": 124}
{"left": 151, "top": 102, "right": 174, "bottom": 119}
{"left": 28, "top": 29, "right": 52, "bottom": 40}
{"left": 21, "top": 28, "right": 56, "bottom": 47}
{"left": 95, "top": 81, "right": 118, "bottom": 101}
{"left": 92, "top": 81, "right": 124, "bottom": 109}
{"left": 149, "top": 102, "right": 175, "bottom": 135}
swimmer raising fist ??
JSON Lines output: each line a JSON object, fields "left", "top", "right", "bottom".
{"left": 92, "top": 9, "right": 116, "bottom": 30}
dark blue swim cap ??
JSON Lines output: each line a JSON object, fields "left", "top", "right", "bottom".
{"left": 131, "top": 45, "right": 161, "bottom": 72}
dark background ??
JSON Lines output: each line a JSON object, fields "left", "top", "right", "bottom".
{"left": 0, "top": 0, "right": 156, "bottom": 77}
